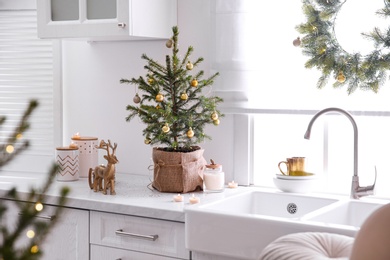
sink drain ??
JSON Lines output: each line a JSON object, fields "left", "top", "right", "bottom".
{"left": 286, "top": 203, "right": 298, "bottom": 214}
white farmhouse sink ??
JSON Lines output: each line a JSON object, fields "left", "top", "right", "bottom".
{"left": 304, "top": 200, "right": 385, "bottom": 227}
{"left": 185, "top": 189, "right": 388, "bottom": 260}
{"left": 199, "top": 191, "right": 338, "bottom": 219}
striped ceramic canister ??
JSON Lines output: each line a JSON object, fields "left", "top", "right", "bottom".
{"left": 55, "top": 146, "right": 79, "bottom": 181}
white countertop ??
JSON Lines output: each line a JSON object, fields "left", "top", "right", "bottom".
{"left": 0, "top": 172, "right": 246, "bottom": 222}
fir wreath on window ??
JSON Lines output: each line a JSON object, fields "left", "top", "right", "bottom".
{"left": 121, "top": 26, "right": 223, "bottom": 193}
{"left": 295, "top": 0, "right": 390, "bottom": 94}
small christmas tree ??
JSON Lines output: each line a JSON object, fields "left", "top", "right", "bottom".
{"left": 0, "top": 100, "right": 69, "bottom": 259}
{"left": 121, "top": 26, "right": 223, "bottom": 152}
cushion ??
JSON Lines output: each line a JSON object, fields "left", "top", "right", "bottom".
{"left": 259, "top": 232, "right": 354, "bottom": 260}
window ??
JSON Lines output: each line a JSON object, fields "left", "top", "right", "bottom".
{"left": 0, "top": 1, "right": 60, "bottom": 173}
{"left": 212, "top": 0, "right": 390, "bottom": 198}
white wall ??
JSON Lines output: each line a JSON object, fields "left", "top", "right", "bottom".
{"left": 62, "top": 1, "right": 235, "bottom": 179}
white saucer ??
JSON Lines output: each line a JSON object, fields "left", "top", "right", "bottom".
{"left": 276, "top": 174, "right": 317, "bottom": 180}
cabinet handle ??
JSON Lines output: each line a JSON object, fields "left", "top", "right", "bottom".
{"left": 18, "top": 213, "right": 56, "bottom": 221}
{"left": 115, "top": 229, "right": 158, "bottom": 241}
{"left": 117, "top": 23, "right": 126, "bottom": 28}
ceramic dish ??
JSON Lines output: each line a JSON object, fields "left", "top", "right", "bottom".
{"left": 273, "top": 177, "right": 318, "bottom": 193}
{"left": 276, "top": 174, "right": 317, "bottom": 180}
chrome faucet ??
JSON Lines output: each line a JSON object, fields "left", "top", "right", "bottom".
{"left": 304, "top": 107, "right": 376, "bottom": 199}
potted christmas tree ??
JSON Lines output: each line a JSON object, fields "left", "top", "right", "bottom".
{"left": 120, "top": 26, "right": 223, "bottom": 193}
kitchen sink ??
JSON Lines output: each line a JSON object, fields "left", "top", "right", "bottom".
{"left": 199, "top": 190, "right": 338, "bottom": 219}
{"left": 304, "top": 200, "right": 385, "bottom": 227}
{"left": 185, "top": 189, "right": 389, "bottom": 260}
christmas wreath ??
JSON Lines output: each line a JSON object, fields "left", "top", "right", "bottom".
{"left": 295, "top": 0, "right": 390, "bottom": 94}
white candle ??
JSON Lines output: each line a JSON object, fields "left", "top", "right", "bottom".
{"left": 189, "top": 194, "right": 200, "bottom": 204}
{"left": 228, "top": 180, "right": 238, "bottom": 188}
{"left": 203, "top": 162, "right": 224, "bottom": 192}
{"left": 72, "top": 132, "right": 81, "bottom": 140}
{"left": 173, "top": 194, "right": 183, "bottom": 202}
{"left": 69, "top": 142, "right": 78, "bottom": 149}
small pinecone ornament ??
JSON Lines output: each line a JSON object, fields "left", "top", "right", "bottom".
{"left": 133, "top": 93, "right": 141, "bottom": 103}
{"left": 293, "top": 37, "right": 301, "bottom": 47}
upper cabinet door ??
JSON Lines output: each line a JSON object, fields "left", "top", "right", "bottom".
{"left": 37, "top": 0, "right": 177, "bottom": 40}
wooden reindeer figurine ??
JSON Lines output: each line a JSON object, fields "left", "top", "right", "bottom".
{"left": 88, "top": 140, "right": 118, "bottom": 195}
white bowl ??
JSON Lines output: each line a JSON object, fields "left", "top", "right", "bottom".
{"left": 273, "top": 177, "right": 318, "bottom": 193}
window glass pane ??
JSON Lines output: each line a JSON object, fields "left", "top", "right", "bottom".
{"left": 51, "top": 0, "right": 79, "bottom": 21}
{"left": 253, "top": 113, "right": 324, "bottom": 187}
{"left": 247, "top": 1, "right": 390, "bottom": 198}
{"left": 253, "top": 113, "right": 390, "bottom": 197}
{"left": 87, "top": 0, "right": 116, "bottom": 20}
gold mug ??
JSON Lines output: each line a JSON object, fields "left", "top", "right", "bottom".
{"left": 278, "top": 157, "right": 307, "bottom": 176}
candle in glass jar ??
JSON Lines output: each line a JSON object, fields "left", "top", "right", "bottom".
{"left": 203, "top": 160, "right": 224, "bottom": 193}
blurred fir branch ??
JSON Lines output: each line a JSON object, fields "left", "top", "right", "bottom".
{"left": 0, "top": 100, "right": 69, "bottom": 259}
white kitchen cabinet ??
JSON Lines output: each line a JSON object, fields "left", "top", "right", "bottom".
{"left": 191, "top": 252, "right": 242, "bottom": 260}
{"left": 90, "top": 211, "right": 190, "bottom": 259}
{"left": 37, "top": 0, "right": 177, "bottom": 40}
{"left": 0, "top": 199, "right": 89, "bottom": 260}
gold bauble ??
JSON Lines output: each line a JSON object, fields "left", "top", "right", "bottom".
{"left": 180, "top": 93, "right": 188, "bottom": 100}
{"left": 186, "top": 61, "right": 194, "bottom": 70}
{"left": 319, "top": 47, "right": 326, "bottom": 54}
{"left": 187, "top": 127, "right": 194, "bottom": 138}
{"left": 166, "top": 39, "right": 173, "bottom": 48}
{"left": 213, "top": 119, "right": 220, "bottom": 126}
{"left": 148, "top": 78, "right": 154, "bottom": 84}
{"left": 144, "top": 138, "right": 151, "bottom": 144}
{"left": 211, "top": 112, "right": 218, "bottom": 120}
{"left": 156, "top": 104, "right": 161, "bottom": 109}
{"left": 191, "top": 79, "right": 198, "bottom": 87}
{"left": 162, "top": 123, "right": 170, "bottom": 133}
{"left": 133, "top": 93, "right": 141, "bottom": 104}
{"left": 156, "top": 93, "right": 164, "bottom": 102}
{"left": 337, "top": 71, "right": 346, "bottom": 83}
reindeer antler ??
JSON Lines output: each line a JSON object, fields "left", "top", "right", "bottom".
{"left": 96, "top": 140, "right": 117, "bottom": 158}
{"left": 107, "top": 139, "right": 117, "bottom": 155}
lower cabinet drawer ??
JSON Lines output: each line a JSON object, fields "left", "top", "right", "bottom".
{"left": 91, "top": 244, "right": 183, "bottom": 260}
{"left": 90, "top": 211, "right": 189, "bottom": 259}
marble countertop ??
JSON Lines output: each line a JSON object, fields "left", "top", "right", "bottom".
{"left": 0, "top": 172, "right": 247, "bottom": 222}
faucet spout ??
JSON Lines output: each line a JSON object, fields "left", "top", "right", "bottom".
{"left": 304, "top": 107, "right": 375, "bottom": 199}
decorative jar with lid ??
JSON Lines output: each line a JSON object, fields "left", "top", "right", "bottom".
{"left": 203, "top": 160, "right": 224, "bottom": 193}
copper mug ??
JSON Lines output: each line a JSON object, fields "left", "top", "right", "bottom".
{"left": 278, "top": 157, "right": 307, "bottom": 176}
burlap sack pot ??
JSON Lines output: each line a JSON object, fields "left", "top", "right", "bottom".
{"left": 152, "top": 146, "right": 206, "bottom": 193}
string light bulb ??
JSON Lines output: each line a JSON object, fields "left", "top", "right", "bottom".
{"left": 35, "top": 202, "right": 43, "bottom": 212}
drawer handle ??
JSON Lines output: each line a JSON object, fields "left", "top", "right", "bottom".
{"left": 117, "top": 22, "right": 126, "bottom": 28}
{"left": 18, "top": 212, "right": 56, "bottom": 221}
{"left": 115, "top": 229, "right": 158, "bottom": 241}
